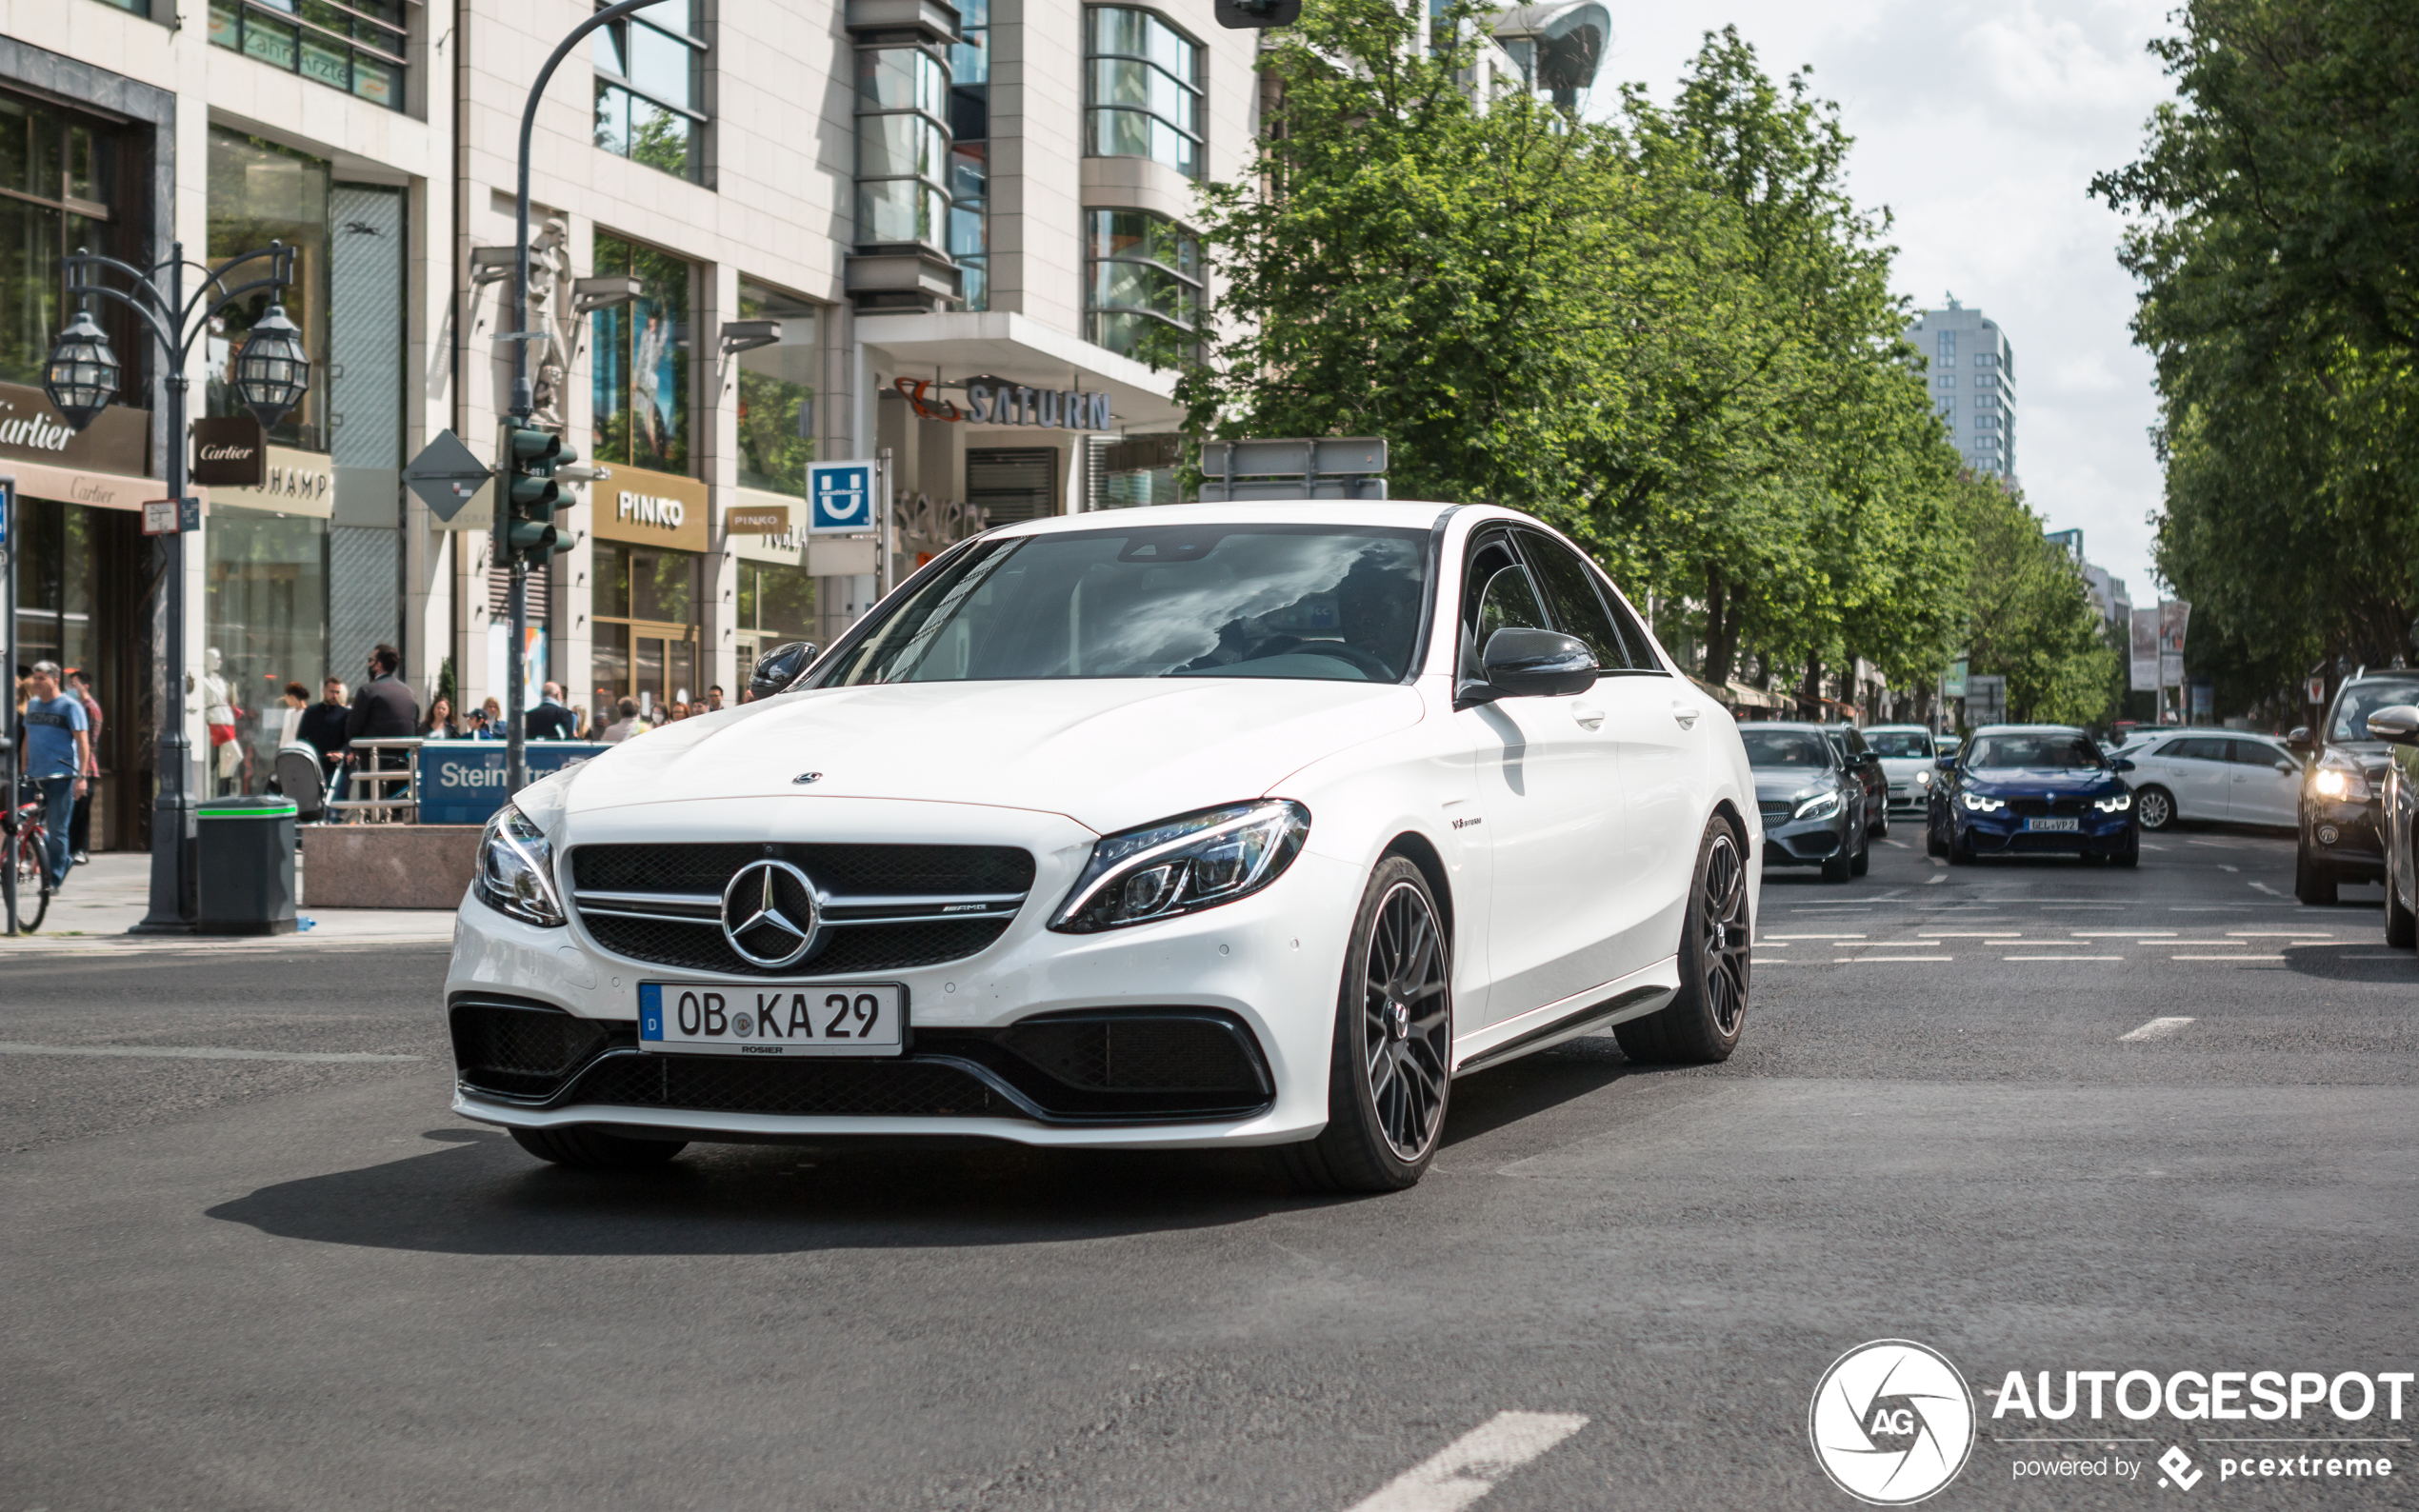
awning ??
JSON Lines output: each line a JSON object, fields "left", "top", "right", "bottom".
{"left": 860, "top": 310, "right": 1181, "bottom": 431}
{"left": 7, "top": 457, "right": 164, "bottom": 512}
{"left": 1700, "top": 677, "right": 1789, "bottom": 710}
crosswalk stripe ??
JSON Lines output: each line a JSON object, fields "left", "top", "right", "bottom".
{"left": 1345, "top": 1411, "right": 1589, "bottom": 1512}
{"left": 2119, "top": 1016, "right": 2195, "bottom": 1042}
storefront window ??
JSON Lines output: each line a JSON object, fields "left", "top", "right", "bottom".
{"left": 1085, "top": 208, "right": 1200, "bottom": 360}
{"left": 590, "top": 539, "right": 702, "bottom": 714}
{"left": 207, "top": 129, "right": 331, "bottom": 452}
{"left": 590, "top": 231, "right": 690, "bottom": 475}
{"left": 737, "top": 561, "right": 815, "bottom": 641}
{"left": 735, "top": 281, "right": 817, "bottom": 495}
{"left": 11, "top": 497, "right": 97, "bottom": 673}
{"left": 1087, "top": 8, "right": 1203, "bottom": 180}
{"left": 204, "top": 510, "right": 330, "bottom": 796}
{"left": 208, "top": 0, "right": 406, "bottom": 109}
{"left": 0, "top": 93, "right": 124, "bottom": 389}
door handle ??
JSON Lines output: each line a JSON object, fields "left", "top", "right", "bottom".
{"left": 1671, "top": 703, "right": 1700, "bottom": 729}
{"left": 1572, "top": 704, "right": 1606, "bottom": 730}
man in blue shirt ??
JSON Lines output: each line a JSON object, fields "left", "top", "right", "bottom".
{"left": 17, "top": 661, "right": 90, "bottom": 891}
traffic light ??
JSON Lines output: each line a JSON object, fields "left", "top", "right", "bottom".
{"left": 503, "top": 426, "right": 577, "bottom": 567}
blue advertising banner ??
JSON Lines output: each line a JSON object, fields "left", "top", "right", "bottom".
{"left": 808, "top": 460, "right": 874, "bottom": 534}
{"left": 415, "top": 741, "right": 610, "bottom": 826}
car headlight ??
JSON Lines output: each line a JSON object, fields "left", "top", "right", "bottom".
{"left": 2312, "top": 753, "right": 2370, "bottom": 801}
{"left": 2092, "top": 792, "right": 2132, "bottom": 813}
{"left": 1792, "top": 789, "right": 1843, "bottom": 822}
{"left": 1960, "top": 791, "right": 2006, "bottom": 812}
{"left": 475, "top": 805, "right": 566, "bottom": 926}
{"left": 1914, "top": 769, "right": 1932, "bottom": 787}
{"left": 1050, "top": 799, "right": 1309, "bottom": 933}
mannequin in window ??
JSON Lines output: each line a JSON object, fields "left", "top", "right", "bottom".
{"left": 202, "top": 647, "right": 241, "bottom": 794}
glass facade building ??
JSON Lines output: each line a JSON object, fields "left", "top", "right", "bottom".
{"left": 1087, "top": 7, "right": 1203, "bottom": 180}
{"left": 593, "top": 0, "right": 709, "bottom": 183}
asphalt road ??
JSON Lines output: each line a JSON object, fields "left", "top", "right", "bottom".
{"left": 4, "top": 822, "right": 2415, "bottom": 1511}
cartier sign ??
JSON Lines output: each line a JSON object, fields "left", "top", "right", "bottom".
{"left": 0, "top": 380, "right": 149, "bottom": 474}
{"left": 190, "top": 416, "right": 266, "bottom": 487}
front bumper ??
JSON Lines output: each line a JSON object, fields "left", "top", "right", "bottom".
{"left": 1955, "top": 808, "right": 2135, "bottom": 854}
{"left": 2303, "top": 797, "right": 2385, "bottom": 879}
{"left": 1761, "top": 810, "right": 1851, "bottom": 866}
{"left": 444, "top": 845, "right": 1362, "bottom": 1149}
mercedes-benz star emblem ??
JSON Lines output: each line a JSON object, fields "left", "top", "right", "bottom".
{"left": 720, "top": 859, "right": 821, "bottom": 968}
{"left": 793, "top": 771, "right": 822, "bottom": 785}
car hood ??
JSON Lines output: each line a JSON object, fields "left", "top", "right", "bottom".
{"left": 1753, "top": 771, "right": 1841, "bottom": 803}
{"left": 555, "top": 677, "right": 1425, "bottom": 835}
{"left": 1965, "top": 766, "right": 2123, "bottom": 794}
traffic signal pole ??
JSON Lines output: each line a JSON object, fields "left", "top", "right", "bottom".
{"left": 507, "top": 0, "right": 670, "bottom": 796}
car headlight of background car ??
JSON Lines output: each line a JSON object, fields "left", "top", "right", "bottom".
{"left": 2092, "top": 792, "right": 2133, "bottom": 813}
{"left": 1960, "top": 791, "right": 2007, "bottom": 812}
{"left": 475, "top": 805, "right": 567, "bottom": 927}
{"left": 2312, "top": 751, "right": 2371, "bottom": 800}
{"left": 1791, "top": 788, "right": 1843, "bottom": 822}
{"left": 1913, "top": 769, "right": 1932, "bottom": 787}
{"left": 1050, "top": 799, "right": 1310, "bottom": 933}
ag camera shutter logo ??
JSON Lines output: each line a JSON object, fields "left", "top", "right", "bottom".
{"left": 1809, "top": 1340, "right": 1976, "bottom": 1504}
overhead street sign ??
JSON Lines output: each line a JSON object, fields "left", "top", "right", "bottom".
{"left": 404, "top": 428, "right": 493, "bottom": 522}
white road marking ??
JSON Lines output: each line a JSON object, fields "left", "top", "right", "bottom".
{"left": 2119, "top": 1016, "right": 2194, "bottom": 1042}
{"left": 1345, "top": 1411, "right": 1589, "bottom": 1512}
{"left": 1883, "top": 839, "right": 1909, "bottom": 849}
{"left": 1929, "top": 856, "right": 1948, "bottom": 868}
{"left": 2170, "top": 954, "right": 2284, "bottom": 963}
{"left": 1833, "top": 955, "right": 1952, "bottom": 963}
{"left": 1766, "top": 934, "right": 1866, "bottom": 940}
{"left": 2218, "top": 865, "right": 2240, "bottom": 872}
{"left": 1920, "top": 932, "right": 2024, "bottom": 938}
{"left": 1927, "top": 874, "right": 1947, "bottom": 885}
{"left": 2007, "top": 955, "right": 2123, "bottom": 962}
{"left": 0, "top": 1042, "right": 421, "bottom": 1064}
{"left": 2140, "top": 842, "right": 2170, "bottom": 851}
{"left": 2249, "top": 882, "right": 2287, "bottom": 897}
{"left": 2073, "top": 931, "right": 2175, "bottom": 937}
{"left": 2187, "top": 840, "right": 2240, "bottom": 848}
{"left": 2229, "top": 931, "right": 2319, "bottom": 937}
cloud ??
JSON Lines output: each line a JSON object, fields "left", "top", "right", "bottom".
{"left": 1582, "top": 0, "right": 2178, "bottom": 599}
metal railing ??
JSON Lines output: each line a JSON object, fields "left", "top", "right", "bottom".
{"left": 325, "top": 737, "right": 421, "bottom": 824}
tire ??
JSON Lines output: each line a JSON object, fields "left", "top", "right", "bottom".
{"left": 1868, "top": 802, "right": 1889, "bottom": 840}
{"left": 1820, "top": 840, "right": 1853, "bottom": 883}
{"left": 2112, "top": 828, "right": 2140, "bottom": 868}
{"left": 2294, "top": 841, "right": 2338, "bottom": 906}
{"left": 1947, "top": 824, "right": 1974, "bottom": 865}
{"left": 2387, "top": 865, "right": 2418, "bottom": 947}
{"left": 2135, "top": 786, "right": 2176, "bottom": 831}
{"left": 1617, "top": 818, "right": 1750, "bottom": 1064}
{"left": 10, "top": 835, "right": 47, "bottom": 934}
{"left": 1849, "top": 831, "right": 1870, "bottom": 876}
{"left": 1926, "top": 812, "right": 1948, "bottom": 859}
{"left": 1279, "top": 856, "right": 1452, "bottom": 1193}
{"left": 510, "top": 1124, "right": 687, "bottom": 1169}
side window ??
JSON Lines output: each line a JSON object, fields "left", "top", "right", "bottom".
{"left": 1459, "top": 532, "right": 1548, "bottom": 681}
{"left": 2174, "top": 737, "right": 2227, "bottom": 762}
{"left": 2228, "top": 739, "right": 2285, "bottom": 767}
{"left": 1515, "top": 530, "right": 1634, "bottom": 670}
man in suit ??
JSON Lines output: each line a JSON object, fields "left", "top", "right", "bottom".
{"left": 526, "top": 681, "right": 578, "bottom": 741}
{"left": 344, "top": 645, "right": 419, "bottom": 815}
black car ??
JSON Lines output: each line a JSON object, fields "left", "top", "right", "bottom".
{"left": 1744, "top": 722, "right": 1869, "bottom": 883}
{"left": 1926, "top": 724, "right": 2140, "bottom": 865}
{"left": 1821, "top": 724, "right": 1890, "bottom": 839}
{"left": 2370, "top": 702, "right": 2419, "bottom": 946}
{"left": 2292, "top": 670, "right": 2419, "bottom": 905}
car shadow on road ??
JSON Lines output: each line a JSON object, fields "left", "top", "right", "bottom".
{"left": 2281, "top": 943, "right": 2419, "bottom": 983}
{"left": 207, "top": 1127, "right": 1331, "bottom": 1258}
{"left": 1441, "top": 1033, "right": 1648, "bottom": 1146}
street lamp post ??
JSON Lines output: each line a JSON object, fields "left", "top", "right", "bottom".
{"left": 500, "top": 0, "right": 671, "bottom": 795}
{"left": 44, "top": 242, "right": 304, "bottom": 933}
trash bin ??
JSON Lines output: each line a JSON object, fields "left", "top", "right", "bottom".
{"left": 196, "top": 797, "right": 299, "bottom": 935}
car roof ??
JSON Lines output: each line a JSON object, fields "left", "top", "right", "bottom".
{"left": 1742, "top": 721, "right": 1829, "bottom": 734}
{"left": 988, "top": 501, "right": 1463, "bottom": 538}
{"left": 1971, "top": 724, "right": 2087, "bottom": 735}
{"left": 1861, "top": 724, "right": 1930, "bottom": 732}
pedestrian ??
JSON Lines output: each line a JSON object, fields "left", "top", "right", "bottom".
{"left": 273, "top": 680, "right": 310, "bottom": 749}
{"left": 570, "top": 705, "right": 590, "bottom": 740}
{"left": 64, "top": 668, "right": 104, "bottom": 865}
{"left": 705, "top": 686, "right": 725, "bottom": 712}
{"left": 298, "top": 676, "right": 350, "bottom": 805}
{"left": 476, "top": 697, "right": 505, "bottom": 739}
{"left": 344, "top": 644, "right": 419, "bottom": 812}
{"left": 599, "top": 696, "right": 643, "bottom": 744}
{"left": 420, "top": 696, "right": 460, "bottom": 739}
{"left": 526, "top": 680, "right": 578, "bottom": 741}
{"left": 14, "top": 661, "right": 90, "bottom": 892}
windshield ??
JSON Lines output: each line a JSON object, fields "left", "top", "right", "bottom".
{"left": 1741, "top": 729, "right": 1833, "bottom": 769}
{"left": 1968, "top": 733, "right": 2104, "bottom": 769}
{"left": 817, "top": 525, "right": 1429, "bottom": 686}
{"left": 1865, "top": 731, "right": 1933, "bottom": 759}
{"left": 2329, "top": 681, "right": 2419, "bottom": 743}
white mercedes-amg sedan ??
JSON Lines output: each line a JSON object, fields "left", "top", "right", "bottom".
{"left": 447, "top": 502, "right": 1759, "bottom": 1190}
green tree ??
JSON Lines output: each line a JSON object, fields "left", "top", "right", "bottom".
{"left": 1958, "top": 479, "right": 2119, "bottom": 724}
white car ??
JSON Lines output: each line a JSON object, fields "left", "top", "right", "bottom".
{"left": 2122, "top": 729, "right": 2302, "bottom": 829}
{"left": 446, "top": 502, "right": 1760, "bottom": 1191}
{"left": 1860, "top": 724, "right": 1944, "bottom": 811}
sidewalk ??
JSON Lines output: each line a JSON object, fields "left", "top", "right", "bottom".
{"left": 3, "top": 852, "right": 456, "bottom": 951}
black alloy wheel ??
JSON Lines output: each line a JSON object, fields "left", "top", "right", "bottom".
{"left": 1617, "top": 818, "right": 1750, "bottom": 1064}
{"left": 1283, "top": 856, "right": 1452, "bottom": 1192}
{"left": 2135, "top": 786, "right": 2176, "bottom": 831}
{"left": 2387, "top": 857, "right": 2418, "bottom": 948}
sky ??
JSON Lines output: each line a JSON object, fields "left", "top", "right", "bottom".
{"left": 1580, "top": 0, "right": 2179, "bottom": 603}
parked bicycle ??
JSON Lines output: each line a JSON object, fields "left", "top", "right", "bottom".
{"left": 4, "top": 796, "right": 51, "bottom": 933}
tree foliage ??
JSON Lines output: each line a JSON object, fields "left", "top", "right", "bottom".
{"left": 2093, "top": 0, "right": 2419, "bottom": 703}
{"left": 1958, "top": 479, "right": 2122, "bottom": 723}
{"left": 1171, "top": 0, "right": 2104, "bottom": 713}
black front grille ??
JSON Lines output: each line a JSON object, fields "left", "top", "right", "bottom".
{"left": 564, "top": 1051, "right": 1007, "bottom": 1118}
{"left": 2008, "top": 796, "right": 2086, "bottom": 818}
{"left": 572, "top": 843, "right": 1034, "bottom": 895}
{"left": 998, "top": 1014, "right": 1264, "bottom": 1092}
{"left": 450, "top": 999, "right": 618, "bottom": 1099}
{"left": 581, "top": 912, "right": 1013, "bottom": 977}
{"left": 1757, "top": 800, "right": 1791, "bottom": 824}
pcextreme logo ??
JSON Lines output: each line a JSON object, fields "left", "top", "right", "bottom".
{"left": 1810, "top": 1340, "right": 1978, "bottom": 1504}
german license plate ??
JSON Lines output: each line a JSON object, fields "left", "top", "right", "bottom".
{"left": 638, "top": 983, "right": 905, "bottom": 1057}
{"left": 2026, "top": 817, "right": 2081, "bottom": 832}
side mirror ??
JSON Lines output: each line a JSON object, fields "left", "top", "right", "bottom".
{"left": 748, "top": 640, "right": 819, "bottom": 701}
{"left": 2367, "top": 705, "right": 2419, "bottom": 746}
{"left": 2110, "top": 757, "right": 2136, "bottom": 773}
{"left": 1933, "top": 754, "right": 1959, "bottom": 770}
{"left": 2287, "top": 726, "right": 2312, "bottom": 751}
{"left": 1478, "top": 627, "right": 1597, "bottom": 699}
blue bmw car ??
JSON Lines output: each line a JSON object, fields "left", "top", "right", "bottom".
{"left": 1927, "top": 724, "right": 2140, "bottom": 866}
